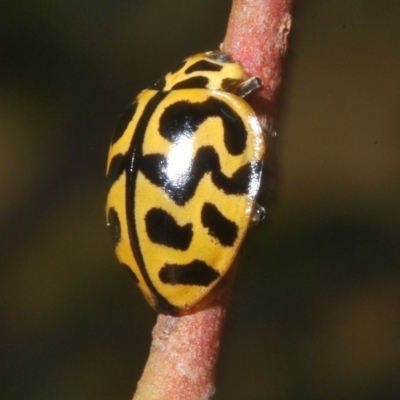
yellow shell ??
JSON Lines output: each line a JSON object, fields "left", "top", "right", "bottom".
{"left": 106, "top": 51, "right": 265, "bottom": 314}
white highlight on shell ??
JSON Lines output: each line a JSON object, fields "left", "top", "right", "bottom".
{"left": 165, "top": 136, "right": 194, "bottom": 183}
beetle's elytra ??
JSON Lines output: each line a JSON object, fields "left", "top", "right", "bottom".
{"left": 106, "top": 51, "right": 265, "bottom": 315}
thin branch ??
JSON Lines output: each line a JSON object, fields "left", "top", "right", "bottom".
{"left": 133, "top": 1, "right": 294, "bottom": 399}
{"left": 224, "top": 0, "right": 293, "bottom": 127}
{"left": 133, "top": 265, "right": 237, "bottom": 400}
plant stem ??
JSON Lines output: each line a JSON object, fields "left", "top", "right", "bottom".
{"left": 133, "top": 1, "right": 294, "bottom": 399}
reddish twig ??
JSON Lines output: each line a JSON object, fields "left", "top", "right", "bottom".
{"left": 224, "top": 0, "right": 293, "bottom": 128}
{"left": 133, "top": 1, "right": 293, "bottom": 399}
{"left": 133, "top": 265, "right": 237, "bottom": 400}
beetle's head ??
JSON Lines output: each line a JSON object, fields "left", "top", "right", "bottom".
{"left": 159, "top": 51, "right": 245, "bottom": 92}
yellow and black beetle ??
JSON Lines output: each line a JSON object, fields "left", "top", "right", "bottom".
{"left": 106, "top": 51, "right": 265, "bottom": 315}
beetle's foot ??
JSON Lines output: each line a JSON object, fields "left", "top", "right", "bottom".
{"left": 236, "top": 77, "right": 262, "bottom": 98}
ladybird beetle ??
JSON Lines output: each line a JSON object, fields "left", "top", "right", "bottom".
{"left": 106, "top": 51, "right": 265, "bottom": 315}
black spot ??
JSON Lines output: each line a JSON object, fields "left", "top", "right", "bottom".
{"left": 158, "top": 101, "right": 206, "bottom": 142}
{"left": 184, "top": 60, "right": 223, "bottom": 74}
{"left": 140, "top": 147, "right": 249, "bottom": 205}
{"left": 151, "top": 76, "right": 166, "bottom": 91}
{"left": 221, "top": 78, "right": 239, "bottom": 91}
{"left": 159, "top": 260, "right": 220, "bottom": 286}
{"left": 218, "top": 102, "right": 247, "bottom": 155}
{"left": 153, "top": 298, "right": 180, "bottom": 315}
{"left": 123, "top": 91, "right": 178, "bottom": 314}
{"left": 201, "top": 202, "right": 238, "bottom": 246}
{"left": 140, "top": 147, "right": 254, "bottom": 206}
{"left": 139, "top": 153, "right": 168, "bottom": 187}
{"left": 145, "top": 208, "right": 193, "bottom": 250}
{"left": 171, "top": 76, "right": 209, "bottom": 90}
{"left": 111, "top": 102, "right": 138, "bottom": 145}
{"left": 107, "top": 207, "right": 121, "bottom": 246}
{"left": 106, "top": 153, "right": 126, "bottom": 192}
{"left": 122, "top": 263, "right": 139, "bottom": 284}
{"left": 159, "top": 98, "right": 247, "bottom": 155}
{"left": 231, "top": 162, "right": 260, "bottom": 193}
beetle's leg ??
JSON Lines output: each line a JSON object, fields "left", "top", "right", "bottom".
{"left": 250, "top": 203, "right": 266, "bottom": 226}
{"left": 235, "top": 77, "right": 262, "bottom": 98}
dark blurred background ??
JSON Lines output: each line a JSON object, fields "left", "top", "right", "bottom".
{"left": 1, "top": 1, "right": 400, "bottom": 399}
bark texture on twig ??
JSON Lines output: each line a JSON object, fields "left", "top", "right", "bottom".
{"left": 133, "top": 1, "right": 293, "bottom": 399}
{"left": 224, "top": 0, "right": 292, "bottom": 127}
{"left": 133, "top": 266, "right": 237, "bottom": 400}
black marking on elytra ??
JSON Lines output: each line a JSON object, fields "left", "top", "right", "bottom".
{"left": 124, "top": 90, "right": 178, "bottom": 314}
{"left": 107, "top": 207, "right": 121, "bottom": 246}
{"left": 171, "top": 76, "right": 209, "bottom": 90}
{"left": 151, "top": 76, "right": 166, "bottom": 91}
{"left": 153, "top": 297, "right": 180, "bottom": 315}
{"left": 159, "top": 260, "right": 220, "bottom": 286}
{"left": 111, "top": 102, "right": 138, "bottom": 145}
{"left": 106, "top": 153, "right": 127, "bottom": 192}
{"left": 140, "top": 147, "right": 256, "bottom": 206}
{"left": 122, "top": 263, "right": 139, "bottom": 284}
{"left": 145, "top": 208, "right": 193, "bottom": 250}
{"left": 159, "top": 98, "right": 247, "bottom": 155}
{"left": 201, "top": 202, "right": 238, "bottom": 246}
{"left": 231, "top": 161, "right": 260, "bottom": 190}
{"left": 221, "top": 78, "right": 240, "bottom": 92}
{"left": 185, "top": 60, "right": 223, "bottom": 74}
